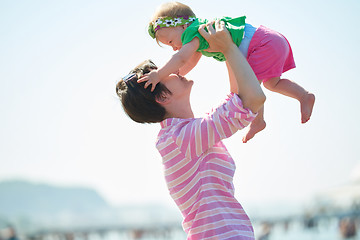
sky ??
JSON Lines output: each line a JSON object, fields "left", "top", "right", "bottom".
{"left": 1, "top": 0, "right": 360, "bottom": 216}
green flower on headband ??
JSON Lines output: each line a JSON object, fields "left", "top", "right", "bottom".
{"left": 148, "top": 16, "right": 196, "bottom": 39}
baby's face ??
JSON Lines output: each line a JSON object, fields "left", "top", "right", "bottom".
{"left": 156, "top": 26, "right": 185, "bottom": 51}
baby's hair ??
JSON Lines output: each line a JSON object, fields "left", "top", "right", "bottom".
{"left": 149, "top": 2, "right": 196, "bottom": 42}
{"left": 151, "top": 2, "right": 195, "bottom": 21}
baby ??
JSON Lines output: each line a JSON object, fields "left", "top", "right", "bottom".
{"left": 139, "top": 1, "right": 315, "bottom": 142}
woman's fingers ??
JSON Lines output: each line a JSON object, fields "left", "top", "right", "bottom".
{"left": 206, "top": 21, "right": 216, "bottom": 35}
{"left": 198, "top": 20, "right": 231, "bottom": 53}
{"left": 198, "top": 20, "right": 226, "bottom": 40}
{"left": 198, "top": 24, "right": 208, "bottom": 37}
{"left": 218, "top": 20, "right": 226, "bottom": 32}
{"left": 205, "top": 20, "right": 224, "bottom": 34}
{"left": 198, "top": 21, "right": 214, "bottom": 41}
{"left": 206, "top": 21, "right": 215, "bottom": 34}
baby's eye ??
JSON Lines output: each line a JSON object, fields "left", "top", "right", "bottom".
{"left": 169, "top": 40, "right": 172, "bottom": 44}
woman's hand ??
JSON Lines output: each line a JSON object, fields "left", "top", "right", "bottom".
{"left": 198, "top": 20, "right": 234, "bottom": 54}
{"left": 199, "top": 20, "right": 265, "bottom": 113}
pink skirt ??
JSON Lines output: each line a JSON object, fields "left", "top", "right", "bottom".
{"left": 246, "top": 25, "right": 296, "bottom": 82}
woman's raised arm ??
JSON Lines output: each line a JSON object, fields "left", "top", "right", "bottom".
{"left": 198, "top": 20, "right": 265, "bottom": 113}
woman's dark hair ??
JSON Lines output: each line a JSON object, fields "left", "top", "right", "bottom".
{"left": 116, "top": 60, "right": 172, "bottom": 123}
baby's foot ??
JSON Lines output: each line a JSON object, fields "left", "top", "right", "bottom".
{"left": 242, "top": 119, "right": 266, "bottom": 143}
{"left": 300, "top": 93, "right": 315, "bottom": 123}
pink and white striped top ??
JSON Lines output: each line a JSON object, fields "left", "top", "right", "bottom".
{"left": 156, "top": 93, "right": 257, "bottom": 240}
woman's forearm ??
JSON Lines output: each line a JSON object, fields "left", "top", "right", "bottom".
{"left": 225, "top": 61, "right": 238, "bottom": 94}
{"left": 223, "top": 45, "right": 265, "bottom": 113}
{"left": 198, "top": 20, "right": 265, "bottom": 113}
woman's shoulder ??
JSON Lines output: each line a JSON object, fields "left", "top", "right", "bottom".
{"left": 156, "top": 117, "right": 199, "bottom": 147}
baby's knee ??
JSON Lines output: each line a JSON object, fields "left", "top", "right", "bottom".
{"left": 263, "top": 77, "right": 280, "bottom": 90}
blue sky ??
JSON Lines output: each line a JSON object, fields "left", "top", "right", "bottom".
{"left": 0, "top": 0, "right": 359, "bottom": 215}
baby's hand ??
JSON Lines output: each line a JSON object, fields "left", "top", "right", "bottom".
{"left": 137, "top": 70, "right": 161, "bottom": 92}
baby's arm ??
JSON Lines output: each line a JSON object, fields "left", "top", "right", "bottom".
{"left": 138, "top": 38, "right": 200, "bottom": 91}
{"left": 179, "top": 51, "right": 202, "bottom": 76}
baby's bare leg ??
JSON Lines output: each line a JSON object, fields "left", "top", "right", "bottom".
{"left": 263, "top": 77, "right": 315, "bottom": 123}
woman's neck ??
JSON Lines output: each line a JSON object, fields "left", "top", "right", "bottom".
{"left": 165, "top": 100, "right": 194, "bottom": 119}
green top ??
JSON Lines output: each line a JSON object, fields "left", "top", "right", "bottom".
{"left": 181, "top": 16, "right": 246, "bottom": 62}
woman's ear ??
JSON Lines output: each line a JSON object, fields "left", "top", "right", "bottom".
{"left": 155, "top": 92, "right": 171, "bottom": 105}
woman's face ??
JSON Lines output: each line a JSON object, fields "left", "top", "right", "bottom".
{"left": 162, "top": 73, "right": 193, "bottom": 101}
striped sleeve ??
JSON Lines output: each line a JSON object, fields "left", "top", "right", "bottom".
{"left": 176, "top": 93, "right": 257, "bottom": 158}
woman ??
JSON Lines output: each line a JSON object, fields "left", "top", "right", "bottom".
{"left": 116, "top": 21, "right": 265, "bottom": 239}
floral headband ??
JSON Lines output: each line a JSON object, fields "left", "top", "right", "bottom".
{"left": 148, "top": 15, "right": 196, "bottom": 39}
